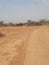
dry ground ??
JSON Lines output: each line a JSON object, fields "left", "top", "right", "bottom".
{"left": 0, "top": 25, "right": 49, "bottom": 65}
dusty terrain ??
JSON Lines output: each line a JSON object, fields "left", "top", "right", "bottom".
{"left": 0, "top": 25, "right": 49, "bottom": 65}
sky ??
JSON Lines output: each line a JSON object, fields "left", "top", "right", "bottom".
{"left": 0, "top": 0, "right": 49, "bottom": 23}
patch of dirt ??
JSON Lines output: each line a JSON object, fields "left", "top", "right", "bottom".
{"left": 9, "top": 43, "right": 26, "bottom": 65}
{"left": 0, "top": 33, "right": 6, "bottom": 38}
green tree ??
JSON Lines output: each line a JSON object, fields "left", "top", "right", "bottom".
{"left": 27, "top": 20, "right": 32, "bottom": 24}
{"left": 0, "top": 21, "right": 4, "bottom": 26}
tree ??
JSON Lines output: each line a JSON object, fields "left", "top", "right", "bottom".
{"left": 0, "top": 21, "right": 4, "bottom": 26}
{"left": 27, "top": 20, "right": 32, "bottom": 24}
{"left": 39, "top": 19, "right": 46, "bottom": 23}
{"left": 8, "top": 22, "right": 14, "bottom": 26}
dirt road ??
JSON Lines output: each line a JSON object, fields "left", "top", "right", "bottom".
{"left": 0, "top": 26, "right": 49, "bottom": 65}
{"left": 24, "top": 26, "right": 49, "bottom": 65}
{"left": 0, "top": 26, "right": 37, "bottom": 65}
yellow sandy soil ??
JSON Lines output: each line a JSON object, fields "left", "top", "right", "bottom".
{"left": 0, "top": 25, "right": 49, "bottom": 65}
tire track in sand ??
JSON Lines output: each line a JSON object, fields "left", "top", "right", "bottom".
{"left": 23, "top": 26, "right": 49, "bottom": 65}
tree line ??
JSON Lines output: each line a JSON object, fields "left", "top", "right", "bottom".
{"left": 0, "top": 19, "right": 49, "bottom": 27}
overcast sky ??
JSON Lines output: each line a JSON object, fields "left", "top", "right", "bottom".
{"left": 0, "top": 0, "right": 49, "bottom": 23}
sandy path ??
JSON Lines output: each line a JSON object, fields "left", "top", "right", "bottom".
{"left": 0, "top": 26, "right": 49, "bottom": 65}
{"left": 23, "top": 26, "right": 49, "bottom": 65}
{"left": 0, "top": 26, "right": 37, "bottom": 65}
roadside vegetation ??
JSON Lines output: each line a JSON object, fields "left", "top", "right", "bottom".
{"left": 0, "top": 19, "right": 49, "bottom": 27}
